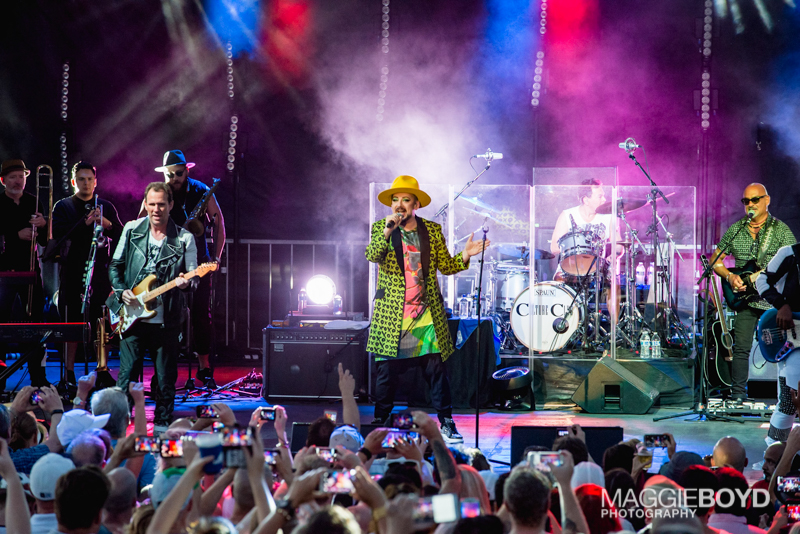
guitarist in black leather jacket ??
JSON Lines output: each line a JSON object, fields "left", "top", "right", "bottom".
{"left": 107, "top": 182, "right": 198, "bottom": 432}
{"left": 710, "top": 184, "right": 795, "bottom": 411}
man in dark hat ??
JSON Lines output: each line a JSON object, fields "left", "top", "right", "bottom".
{"left": 0, "top": 159, "right": 50, "bottom": 388}
{"left": 51, "top": 162, "right": 123, "bottom": 390}
{"left": 147, "top": 150, "right": 225, "bottom": 388}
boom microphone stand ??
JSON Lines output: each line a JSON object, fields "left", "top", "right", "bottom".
{"left": 474, "top": 221, "right": 489, "bottom": 448}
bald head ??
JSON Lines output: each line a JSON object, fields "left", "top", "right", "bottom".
{"left": 712, "top": 436, "right": 748, "bottom": 473}
{"left": 763, "top": 442, "right": 786, "bottom": 480}
{"left": 105, "top": 467, "right": 137, "bottom": 513}
{"left": 745, "top": 183, "right": 768, "bottom": 196}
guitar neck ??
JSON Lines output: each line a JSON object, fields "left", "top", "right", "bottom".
{"left": 143, "top": 271, "right": 196, "bottom": 303}
{"left": 710, "top": 279, "right": 731, "bottom": 334}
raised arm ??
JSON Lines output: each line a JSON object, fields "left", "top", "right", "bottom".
{"left": 338, "top": 363, "right": 360, "bottom": 431}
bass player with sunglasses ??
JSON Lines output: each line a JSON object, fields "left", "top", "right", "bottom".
{"left": 709, "top": 184, "right": 795, "bottom": 421}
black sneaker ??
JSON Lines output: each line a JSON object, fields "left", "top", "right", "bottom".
{"left": 440, "top": 417, "right": 463, "bottom": 443}
{"left": 196, "top": 368, "right": 214, "bottom": 385}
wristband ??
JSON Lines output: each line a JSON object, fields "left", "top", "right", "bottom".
{"left": 274, "top": 499, "right": 296, "bottom": 521}
{"left": 726, "top": 272, "right": 731, "bottom": 282}
{"left": 372, "top": 506, "right": 388, "bottom": 522}
{"left": 73, "top": 397, "right": 86, "bottom": 406}
{"left": 51, "top": 409, "right": 64, "bottom": 416}
{"left": 358, "top": 447, "right": 373, "bottom": 461}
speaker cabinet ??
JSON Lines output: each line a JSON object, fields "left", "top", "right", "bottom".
{"left": 263, "top": 327, "right": 367, "bottom": 399}
{"left": 572, "top": 356, "right": 659, "bottom": 414}
{"left": 510, "top": 425, "right": 623, "bottom": 465}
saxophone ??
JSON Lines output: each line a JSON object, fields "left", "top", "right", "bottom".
{"left": 183, "top": 178, "right": 221, "bottom": 237}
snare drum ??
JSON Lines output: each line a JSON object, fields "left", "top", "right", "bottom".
{"left": 491, "top": 262, "right": 533, "bottom": 312}
{"left": 557, "top": 229, "right": 603, "bottom": 276}
{"left": 510, "top": 282, "right": 581, "bottom": 352}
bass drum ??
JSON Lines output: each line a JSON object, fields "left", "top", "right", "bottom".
{"left": 510, "top": 282, "right": 581, "bottom": 352}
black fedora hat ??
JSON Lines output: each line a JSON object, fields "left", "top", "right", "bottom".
{"left": 155, "top": 150, "right": 196, "bottom": 172}
{"left": 0, "top": 159, "right": 31, "bottom": 177}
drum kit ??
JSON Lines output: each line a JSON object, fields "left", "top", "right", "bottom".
{"left": 458, "top": 193, "right": 689, "bottom": 355}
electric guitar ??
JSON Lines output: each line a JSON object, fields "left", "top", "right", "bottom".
{"left": 757, "top": 307, "right": 800, "bottom": 363}
{"left": 110, "top": 262, "right": 218, "bottom": 334}
{"left": 701, "top": 255, "right": 733, "bottom": 361}
{"left": 720, "top": 260, "right": 764, "bottom": 312}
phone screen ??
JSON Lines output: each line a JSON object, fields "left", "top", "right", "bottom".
{"left": 527, "top": 451, "right": 563, "bottom": 472}
{"left": 134, "top": 436, "right": 160, "bottom": 453}
{"left": 777, "top": 476, "right": 800, "bottom": 493}
{"left": 390, "top": 413, "right": 414, "bottom": 430}
{"left": 30, "top": 390, "right": 43, "bottom": 405}
{"left": 414, "top": 494, "right": 459, "bottom": 524}
{"left": 323, "top": 410, "right": 337, "bottom": 423}
{"left": 319, "top": 469, "right": 355, "bottom": 493}
{"left": 220, "top": 427, "right": 253, "bottom": 447}
{"left": 160, "top": 439, "right": 184, "bottom": 458}
{"left": 264, "top": 449, "right": 280, "bottom": 465}
{"left": 460, "top": 498, "right": 481, "bottom": 518}
{"left": 315, "top": 447, "right": 335, "bottom": 462}
{"left": 644, "top": 434, "right": 669, "bottom": 448}
{"left": 382, "top": 430, "right": 419, "bottom": 449}
{"left": 788, "top": 504, "right": 800, "bottom": 521}
{"left": 557, "top": 428, "right": 569, "bottom": 437}
{"left": 260, "top": 408, "right": 276, "bottom": 422}
{"left": 196, "top": 405, "right": 219, "bottom": 418}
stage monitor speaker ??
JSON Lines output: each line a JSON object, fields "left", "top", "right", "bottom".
{"left": 264, "top": 327, "right": 367, "bottom": 400}
{"left": 510, "top": 425, "right": 623, "bottom": 465}
{"left": 571, "top": 356, "right": 659, "bottom": 414}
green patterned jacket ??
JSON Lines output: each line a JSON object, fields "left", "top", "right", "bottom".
{"left": 365, "top": 216, "right": 469, "bottom": 361}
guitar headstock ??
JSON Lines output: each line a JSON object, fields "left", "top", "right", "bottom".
{"left": 195, "top": 262, "right": 220, "bottom": 277}
{"left": 699, "top": 254, "right": 710, "bottom": 270}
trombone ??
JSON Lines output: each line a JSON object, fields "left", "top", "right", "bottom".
{"left": 26, "top": 165, "right": 53, "bottom": 316}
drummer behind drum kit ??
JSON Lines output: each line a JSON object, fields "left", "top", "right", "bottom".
{"left": 460, "top": 194, "right": 689, "bottom": 355}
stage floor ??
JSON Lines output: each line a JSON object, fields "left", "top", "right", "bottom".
{"left": 5, "top": 351, "right": 774, "bottom": 485}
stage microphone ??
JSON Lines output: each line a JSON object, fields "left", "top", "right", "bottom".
{"left": 747, "top": 209, "right": 756, "bottom": 219}
{"left": 618, "top": 138, "right": 641, "bottom": 152}
{"left": 385, "top": 212, "right": 403, "bottom": 229}
{"left": 553, "top": 317, "right": 569, "bottom": 334}
{"left": 473, "top": 150, "right": 503, "bottom": 160}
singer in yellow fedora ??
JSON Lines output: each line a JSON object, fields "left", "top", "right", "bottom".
{"left": 366, "top": 175, "right": 490, "bottom": 443}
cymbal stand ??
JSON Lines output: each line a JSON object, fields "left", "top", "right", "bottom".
{"left": 653, "top": 212, "right": 692, "bottom": 347}
{"left": 617, "top": 210, "right": 646, "bottom": 347}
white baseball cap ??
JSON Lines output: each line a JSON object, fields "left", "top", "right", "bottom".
{"left": 30, "top": 453, "right": 75, "bottom": 501}
{"left": 329, "top": 425, "right": 365, "bottom": 453}
{"left": 56, "top": 409, "right": 111, "bottom": 447}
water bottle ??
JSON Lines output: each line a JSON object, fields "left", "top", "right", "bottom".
{"left": 646, "top": 264, "right": 655, "bottom": 288}
{"left": 640, "top": 330, "right": 651, "bottom": 359}
{"left": 297, "top": 288, "right": 308, "bottom": 314}
{"left": 635, "top": 262, "right": 645, "bottom": 287}
{"left": 333, "top": 294, "right": 343, "bottom": 314}
{"left": 651, "top": 331, "right": 661, "bottom": 359}
{"left": 458, "top": 295, "right": 470, "bottom": 317}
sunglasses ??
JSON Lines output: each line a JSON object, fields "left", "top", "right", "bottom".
{"left": 740, "top": 195, "right": 766, "bottom": 205}
{"left": 166, "top": 170, "right": 186, "bottom": 179}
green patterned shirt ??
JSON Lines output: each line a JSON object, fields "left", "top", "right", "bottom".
{"left": 717, "top": 214, "right": 796, "bottom": 310}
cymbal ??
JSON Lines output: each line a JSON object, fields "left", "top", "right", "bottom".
{"left": 534, "top": 249, "right": 555, "bottom": 260}
{"left": 460, "top": 196, "right": 497, "bottom": 212}
{"left": 496, "top": 243, "right": 555, "bottom": 260}
{"left": 595, "top": 198, "right": 648, "bottom": 215}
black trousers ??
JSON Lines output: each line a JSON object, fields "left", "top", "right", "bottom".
{"left": 374, "top": 353, "right": 453, "bottom": 423}
{"left": 118, "top": 322, "right": 179, "bottom": 425}
{"left": 731, "top": 307, "right": 763, "bottom": 397}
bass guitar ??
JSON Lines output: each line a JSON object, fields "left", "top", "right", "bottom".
{"left": 720, "top": 260, "right": 764, "bottom": 312}
{"left": 110, "top": 262, "right": 218, "bottom": 334}
{"left": 757, "top": 307, "right": 800, "bottom": 363}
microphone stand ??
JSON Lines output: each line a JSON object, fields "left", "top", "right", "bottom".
{"left": 81, "top": 204, "right": 104, "bottom": 376}
{"left": 474, "top": 222, "right": 489, "bottom": 447}
{"left": 434, "top": 153, "right": 496, "bottom": 220}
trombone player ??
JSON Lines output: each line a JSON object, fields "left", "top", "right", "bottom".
{"left": 0, "top": 159, "right": 49, "bottom": 389}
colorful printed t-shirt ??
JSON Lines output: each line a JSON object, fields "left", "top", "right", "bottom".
{"left": 394, "top": 227, "right": 439, "bottom": 359}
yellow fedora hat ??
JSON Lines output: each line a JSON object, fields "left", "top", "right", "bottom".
{"left": 377, "top": 175, "right": 431, "bottom": 208}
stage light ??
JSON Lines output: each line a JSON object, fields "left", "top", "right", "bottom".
{"left": 306, "top": 275, "right": 336, "bottom": 305}
{"left": 491, "top": 367, "right": 533, "bottom": 411}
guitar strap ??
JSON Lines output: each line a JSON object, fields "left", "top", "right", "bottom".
{"left": 756, "top": 216, "right": 777, "bottom": 268}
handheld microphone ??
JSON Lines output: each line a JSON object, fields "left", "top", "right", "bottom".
{"left": 618, "top": 138, "right": 641, "bottom": 152}
{"left": 747, "top": 209, "right": 756, "bottom": 219}
{"left": 473, "top": 150, "right": 503, "bottom": 160}
{"left": 385, "top": 212, "right": 403, "bottom": 229}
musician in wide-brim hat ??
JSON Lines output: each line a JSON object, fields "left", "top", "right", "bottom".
{"left": 365, "top": 175, "right": 489, "bottom": 444}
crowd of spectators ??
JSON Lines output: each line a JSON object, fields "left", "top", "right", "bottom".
{"left": 1, "top": 366, "right": 800, "bottom": 534}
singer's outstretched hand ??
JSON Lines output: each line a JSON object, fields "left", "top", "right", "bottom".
{"left": 464, "top": 232, "right": 490, "bottom": 260}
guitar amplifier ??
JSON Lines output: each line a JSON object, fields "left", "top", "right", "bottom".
{"left": 262, "top": 326, "right": 368, "bottom": 399}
